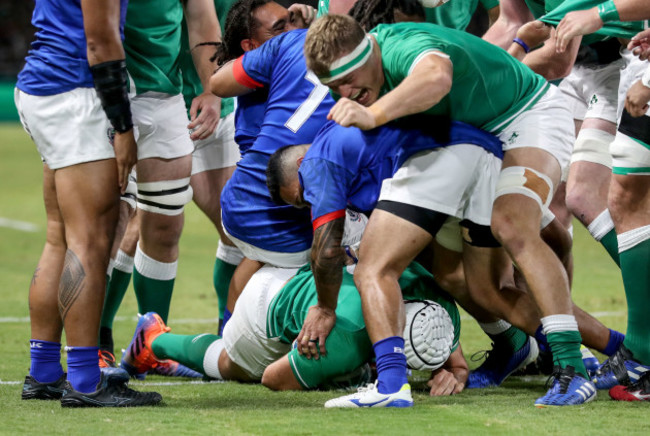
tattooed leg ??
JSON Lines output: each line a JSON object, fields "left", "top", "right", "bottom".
{"left": 58, "top": 250, "right": 86, "bottom": 322}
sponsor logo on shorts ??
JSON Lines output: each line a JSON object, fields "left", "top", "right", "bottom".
{"left": 507, "top": 131, "right": 519, "bottom": 145}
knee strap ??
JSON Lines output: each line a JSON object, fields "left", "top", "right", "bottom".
{"left": 137, "top": 177, "right": 193, "bottom": 216}
{"left": 495, "top": 166, "right": 554, "bottom": 210}
{"left": 570, "top": 128, "right": 614, "bottom": 168}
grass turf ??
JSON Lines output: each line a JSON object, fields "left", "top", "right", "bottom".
{"left": 0, "top": 123, "right": 645, "bottom": 435}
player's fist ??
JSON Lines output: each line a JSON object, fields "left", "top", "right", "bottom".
{"left": 625, "top": 80, "right": 650, "bottom": 117}
{"left": 328, "top": 98, "right": 377, "bottom": 130}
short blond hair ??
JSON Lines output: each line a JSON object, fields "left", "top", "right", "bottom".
{"left": 304, "top": 15, "right": 366, "bottom": 78}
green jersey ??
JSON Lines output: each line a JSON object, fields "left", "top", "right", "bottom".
{"left": 317, "top": 0, "right": 329, "bottom": 18}
{"left": 266, "top": 262, "right": 460, "bottom": 389}
{"left": 540, "top": 0, "right": 645, "bottom": 44}
{"left": 124, "top": 0, "right": 184, "bottom": 96}
{"left": 180, "top": 0, "right": 235, "bottom": 118}
{"left": 372, "top": 22, "right": 548, "bottom": 134}
{"left": 425, "top": 0, "right": 500, "bottom": 31}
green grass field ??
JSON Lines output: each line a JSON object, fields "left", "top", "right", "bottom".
{"left": 0, "top": 123, "right": 646, "bottom": 435}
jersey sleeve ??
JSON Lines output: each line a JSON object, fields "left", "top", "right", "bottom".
{"left": 238, "top": 34, "right": 284, "bottom": 87}
{"left": 299, "top": 158, "right": 355, "bottom": 230}
{"left": 378, "top": 26, "right": 451, "bottom": 81}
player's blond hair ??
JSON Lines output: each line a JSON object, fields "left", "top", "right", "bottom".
{"left": 304, "top": 15, "right": 366, "bottom": 78}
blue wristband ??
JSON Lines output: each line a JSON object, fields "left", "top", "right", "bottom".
{"left": 513, "top": 37, "right": 530, "bottom": 54}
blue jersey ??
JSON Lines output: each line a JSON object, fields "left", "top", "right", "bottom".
{"left": 234, "top": 90, "right": 267, "bottom": 155}
{"left": 221, "top": 29, "right": 334, "bottom": 253}
{"left": 300, "top": 120, "right": 503, "bottom": 229}
{"left": 17, "top": 0, "right": 128, "bottom": 96}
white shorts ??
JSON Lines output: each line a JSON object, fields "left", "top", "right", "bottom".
{"left": 222, "top": 265, "right": 297, "bottom": 379}
{"left": 378, "top": 143, "right": 502, "bottom": 227}
{"left": 222, "top": 220, "right": 311, "bottom": 268}
{"left": 14, "top": 87, "right": 114, "bottom": 169}
{"left": 131, "top": 92, "right": 194, "bottom": 160}
{"left": 191, "top": 112, "right": 240, "bottom": 175}
{"left": 559, "top": 59, "right": 624, "bottom": 123}
{"left": 500, "top": 85, "right": 575, "bottom": 171}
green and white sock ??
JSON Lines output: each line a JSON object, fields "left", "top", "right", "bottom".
{"left": 214, "top": 241, "right": 243, "bottom": 320}
{"left": 587, "top": 209, "right": 620, "bottom": 267}
{"left": 133, "top": 243, "right": 176, "bottom": 323}
{"left": 101, "top": 249, "right": 134, "bottom": 330}
{"left": 479, "top": 320, "right": 528, "bottom": 352}
{"left": 541, "top": 314, "right": 587, "bottom": 378}
{"left": 619, "top": 225, "right": 650, "bottom": 364}
{"left": 152, "top": 333, "right": 222, "bottom": 378}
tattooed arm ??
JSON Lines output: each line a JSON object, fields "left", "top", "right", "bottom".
{"left": 295, "top": 217, "right": 347, "bottom": 359}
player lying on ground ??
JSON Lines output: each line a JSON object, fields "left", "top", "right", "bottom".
{"left": 121, "top": 256, "right": 466, "bottom": 395}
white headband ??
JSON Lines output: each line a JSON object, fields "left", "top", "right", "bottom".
{"left": 317, "top": 35, "right": 373, "bottom": 84}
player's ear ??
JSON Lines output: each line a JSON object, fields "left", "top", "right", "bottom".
{"left": 241, "top": 39, "right": 257, "bottom": 52}
{"left": 296, "top": 156, "right": 304, "bottom": 167}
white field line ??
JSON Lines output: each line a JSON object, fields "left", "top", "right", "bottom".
{"left": 0, "top": 217, "right": 39, "bottom": 232}
{"left": 0, "top": 380, "right": 223, "bottom": 386}
{"left": 0, "top": 311, "right": 628, "bottom": 324}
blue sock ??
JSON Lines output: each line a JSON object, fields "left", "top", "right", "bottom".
{"left": 603, "top": 329, "right": 625, "bottom": 356}
{"left": 219, "top": 308, "right": 232, "bottom": 336}
{"left": 373, "top": 336, "right": 407, "bottom": 394}
{"left": 29, "top": 340, "right": 64, "bottom": 383}
{"left": 535, "top": 325, "right": 550, "bottom": 354}
{"left": 66, "top": 346, "right": 100, "bottom": 393}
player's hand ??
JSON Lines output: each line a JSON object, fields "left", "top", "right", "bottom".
{"left": 629, "top": 29, "right": 650, "bottom": 61}
{"left": 288, "top": 3, "right": 316, "bottom": 29}
{"left": 624, "top": 80, "right": 650, "bottom": 117}
{"left": 113, "top": 129, "right": 137, "bottom": 195}
{"left": 328, "top": 98, "right": 377, "bottom": 130}
{"left": 188, "top": 92, "right": 221, "bottom": 141}
{"left": 555, "top": 9, "right": 602, "bottom": 53}
{"left": 516, "top": 21, "right": 552, "bottom": 50}
{"left": 296, "top": 304, "right": 336, "bottom": 360}
{"left": 427, "top": 368, "right": 464, "bottom": 396}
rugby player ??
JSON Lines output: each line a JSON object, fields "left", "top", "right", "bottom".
{"left": 121, "top": 260, "right": 466, "bottom": 396}
{"left": 15, "top": 0, "right": 160, "bottom": 406}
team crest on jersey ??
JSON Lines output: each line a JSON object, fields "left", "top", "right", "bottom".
{"left": 107, "top": 128, "right": 115, "bottom": 146}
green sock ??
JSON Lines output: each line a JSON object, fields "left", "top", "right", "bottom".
{"left": 152, "top": 333, "right": 220, "bottom": 374}
{"left": 101, "top": 268, "right": 132, "bottom": 329}
{"left": 486, "top": 325, "right": 528, "bottom": 353}
{"left": 619, "top": 232, "right": 650, "bottom": 364}
{"left": 213, "top": 257, "right": 237, "bottom": 320}
{"left": 547, "top": 330, "right": 588, "bottom": 379}
{"left": 599, "top": 228, "right": 620, "bottom": 267}
{"left": 133, "top": 269, "right": 174, "bottom": 323}
{"left": 133, "top": 247, "right": 177, "bottom": 323}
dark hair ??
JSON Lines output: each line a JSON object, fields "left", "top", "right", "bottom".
{"left": 213, "top": 0, "right": 273, "bottom": 66}
{"left": 349, "top": 0, "right": 425, "bottom": 31}
{"left": 266, "top": 144, "right": 296, "bottom": 205}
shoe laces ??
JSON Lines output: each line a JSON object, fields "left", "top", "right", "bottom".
{"left": 356, "top": 382, "right": 377, "bottom": 394}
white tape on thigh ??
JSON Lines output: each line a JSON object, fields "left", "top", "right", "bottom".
{"left": 570, "top": 128, "right": 614, "bottom": 168}
{"left": 495, "top": 166, "right": 553, "bottom": 210}
{"left": 137, "top": 177, "right": 193, "bottom": 216}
